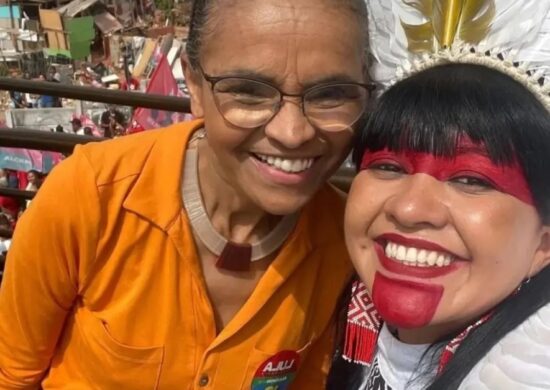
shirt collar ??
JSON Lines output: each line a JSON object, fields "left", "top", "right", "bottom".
{"left": 122, "top": 119, "right": 204, "bottom": 231}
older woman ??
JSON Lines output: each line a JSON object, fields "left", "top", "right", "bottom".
{"left": 0, "top": 0, "right": 371, "bottom": 389}
{"left": 328, "top": 1, "right": 550, "bottom": 389}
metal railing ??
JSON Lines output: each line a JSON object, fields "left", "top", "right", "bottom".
{"left": 0, "top": 128, "right": 103, "bottom": 153}
{"left": 0, "top": 78, "right": 190, "bottom": 112}
{"left": 0, "top": 128, "right": 106, "bottom": 200}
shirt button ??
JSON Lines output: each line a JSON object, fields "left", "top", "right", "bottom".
{"left": 198, "top": 374, "right": 209, "bottom": 387}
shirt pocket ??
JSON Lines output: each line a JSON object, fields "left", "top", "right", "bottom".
{"left": 73, "top": 308, "right": 164, "bottom": 389}
{"left": 240, "top": 340, "right": 313, "bottom": 390}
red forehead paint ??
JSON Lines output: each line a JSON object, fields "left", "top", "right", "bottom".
{"left": 372, "top": 272, "right": 443, "bottom": 329}
{"left": 360, "top": 145, "right": 534, "bottom": 205}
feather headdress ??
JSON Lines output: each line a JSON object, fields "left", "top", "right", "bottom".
{"left": 366, "top": 0, "right": 550, "bottom": 110}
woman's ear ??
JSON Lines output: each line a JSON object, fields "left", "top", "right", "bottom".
{"left": 181, "top": 53, "right": 205, "bottom": 118}
{"left": 528, "top": 227, "right": 550, "bottom": 278}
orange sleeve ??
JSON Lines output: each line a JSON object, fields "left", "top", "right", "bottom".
{"left": 0, "top": 148, "right": 100, "bottom": 388}
{"left": 291, "top": 323, "right": 336, "bottom": 390}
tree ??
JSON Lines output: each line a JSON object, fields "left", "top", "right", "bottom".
{"left": 155, "top": 0, "right": 173, "bottom": 13}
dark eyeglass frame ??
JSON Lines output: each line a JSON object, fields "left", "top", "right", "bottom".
{"left": 195, "top": 64, "right": 376, "bottom": 130}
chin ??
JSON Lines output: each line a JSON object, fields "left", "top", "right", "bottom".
{"left": 254, "top": 192, "right": 311, "bottom": 216}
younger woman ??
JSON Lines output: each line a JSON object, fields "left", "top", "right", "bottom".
{"left": 329, "top": 62, "right": 550, "bottom": 389}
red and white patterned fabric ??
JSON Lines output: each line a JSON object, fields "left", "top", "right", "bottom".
{"left": 437, "top": 313, "right": 492, "bottom": 373}
{"left": 343, "top": 280, "right": 382, "bottom": 365}
{"left": 343, "top": 280, "right": 491, "bottom": 373}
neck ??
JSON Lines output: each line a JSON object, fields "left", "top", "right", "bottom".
{"left": 196, "top": 141, "right": 280, "bottom": 244}
{"left": 397, "top": 320, "right": 465, "bottom": 345}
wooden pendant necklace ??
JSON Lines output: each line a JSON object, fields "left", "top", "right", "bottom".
{"left": 182, "top": 136, "right": 299, "bottom": 272}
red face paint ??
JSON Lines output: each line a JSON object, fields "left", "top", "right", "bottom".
{"left": 372, "top": 272, "right": 443, "bottom": 329}
{"left": 360, "top": 142, "right": 534, "bottom": 205}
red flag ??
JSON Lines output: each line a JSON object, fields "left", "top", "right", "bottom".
{"left": 130, "top": 55, "right": 191, "bottom": 132}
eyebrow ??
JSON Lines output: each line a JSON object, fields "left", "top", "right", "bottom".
{"left": 302, "top": 74, "right": 363, "bottom": 89}
{"left": 212, "top": 69, "right": 279, "bottom": 84}
{"left": 209, "top": 68, "right": 362, "bottom": 88}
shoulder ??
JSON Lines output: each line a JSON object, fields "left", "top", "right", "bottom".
{"left": 307, "top": 184, "right": 348, "bottom": 227}
{"left": 76, "top": 121, "right": 199, "bottom": 186}
{"left": 76, "top": 129, "right": 159, "bottom": 185}
{"left": 303, "top": 183, "right": 348, "bottom": 245}
{"left": 299, "top": 183, "right": 352, "bottom": 281}
{"left": 460, "top": 302, "right": 550, "bottom": 389}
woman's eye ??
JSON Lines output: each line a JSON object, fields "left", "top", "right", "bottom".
{"left": 370, "top": 163, "right": 404, "bottom": 173}
{"left": 227, "top": 88, "right": 264, "bottom": 98}
{"left": 233, "top": 94, "right": 270, "bottom": 105}
{"left": 231, "top": 87, "right": 263, "bottom": 96}
{"left": 450, "top": 176, "right": 495, "bottom": 191}
{"left": 220, "top": 88, "right": 274, "bottom": 105}
{"left": 364, "top": 162, "right": 406, "bottom": 178}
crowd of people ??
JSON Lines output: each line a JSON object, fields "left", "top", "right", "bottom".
{"left": 2, "top": 63, "right": 134, "bottom": 234}
{"left": 0, "top": 168, "right": 45, "bottom": 225}
{"left": 8, "top": 67, "right": 63, "bottom": 110}
{"left": 7, "top": 62, "right": 135, "bottom": 138}
{"left": 2, "top": 65, "right": 135, "bottom": 239}
{"left": 0, "top": 167, "right": 42, "bottom": 275}
{"left": 1, "top": 53, "right": 150, "bottom": 244}
{"left": 0, "top": 168, "right": 43, "bottom": 226}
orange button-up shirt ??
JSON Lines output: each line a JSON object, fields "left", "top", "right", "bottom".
{"left": 0, "top": 120, "right": 352, "bottom": 389}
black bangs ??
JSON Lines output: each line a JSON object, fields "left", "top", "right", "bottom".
{"left": 353, "top": 63, "right": 545, "bottom": 167}
{"left": 352, "top": 63, "right": 550, "bottom": 223}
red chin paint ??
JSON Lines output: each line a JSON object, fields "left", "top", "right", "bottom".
{"left": 372, "top": 272, "right": 443, "bottom": 329}
{"left": 360, "top": 142, "right": 534, "bottom": 205}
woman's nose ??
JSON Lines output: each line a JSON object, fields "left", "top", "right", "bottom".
{"left": 264, "top": 99, "right": 316, "bottom": 149}
{"left": 384, "top": 174, "right": 449, "bottom": 230}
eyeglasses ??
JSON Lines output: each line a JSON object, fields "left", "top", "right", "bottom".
{"left": 197, "top": 64, "right": 375, "bottom": 132}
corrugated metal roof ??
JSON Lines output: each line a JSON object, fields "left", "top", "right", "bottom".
{"left": 57, "top": 0, "right": 100, "bottom": 18}
{"left": 94, "top": 12, "right": 122, "bottom": 35}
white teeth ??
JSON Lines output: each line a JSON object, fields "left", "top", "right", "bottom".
{"left": 280, "top": 159, "right": 292, "bottom": 172}
{"left": 405, "top": 248, "right": 417, "bottom": 262}
{"left": 389, "top": 243, "right": 397, "bottom": 258}
{"left": 417, "top": 249, "right": 427, "bottom": 264}
{"left": 427, "top": 251, "right": 437, "bottom": 266}
{"left": 396, "top": 245, "right": 406, "bottom": 261}
{"left": 255, "top": 154, "right": 315, "bottom": 173}
{"left": 384, "top": 241, "right": 454, "bottom": 268}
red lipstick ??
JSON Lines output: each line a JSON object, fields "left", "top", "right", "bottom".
{"left": 373, "top": 272, "right": 443, "bottom": 328}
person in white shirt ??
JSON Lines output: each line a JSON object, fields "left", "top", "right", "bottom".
{"left": 71, "top": 118, "right": 85, "bottom": 135}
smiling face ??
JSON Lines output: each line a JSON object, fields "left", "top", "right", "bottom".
{"left": 184, "top": 0, "right": 366, "bottom": 215}
{"left": 345, "top": 144, "right": 550, "bottom": 341}
{"left": 27, "top": 171, "right": 38, "bottom": 185}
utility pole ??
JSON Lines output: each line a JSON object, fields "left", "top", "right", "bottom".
{"left": 7, "top": 0, "right": 18, "bottom": 55}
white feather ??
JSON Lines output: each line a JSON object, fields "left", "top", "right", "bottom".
{"left": 366, "top": 0, "right": 550, "bottom": 89}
